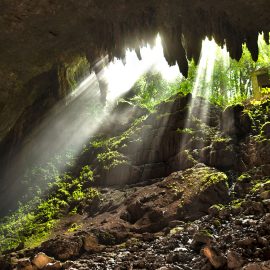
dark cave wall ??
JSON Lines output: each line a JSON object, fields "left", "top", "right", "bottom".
{"left": 0, "top": 0, "right": 270, "bottom": 168}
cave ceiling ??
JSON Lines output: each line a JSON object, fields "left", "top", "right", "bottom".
{"left": 0, "top": 0, "right": 270, "bottom": 141}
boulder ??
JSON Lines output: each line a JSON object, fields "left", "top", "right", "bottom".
{"left": 32, "top": 253, "right": 54, "bottom": 269}
{"left": 176, "top": 167, "right": 230, "bottom": 220}
{"left": 43, "top": 261, "right": 62, "bottom": 270}
{"left": 261, "top": 191, "right": 270, "bottom": 200}
{"left": 126, "top": 200, "right": 147, "bottom": 223}
{"left": 17, "top": 258, "right": 33, "bottom": 270}
{"left": 82, "top": 234, "right": 101, "bottom": 253}
{"left": 148, "top": 208, "right": 164, "bottom": 222}
{"left": 192, "top": 231, "right": 213, "bottom": 250}
{"left": 41, "top": 236, "right": 83, "bottom": 261}
{"left": 202, "top": 246, "right": 226, "bottom": 269}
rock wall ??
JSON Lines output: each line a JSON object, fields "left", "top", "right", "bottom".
{"left": 0, "top": 0, "right": 270, "bottom": 145}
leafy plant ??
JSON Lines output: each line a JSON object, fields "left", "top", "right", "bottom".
{"left": 0, "top": 166, "right": 99, "bottom": 253}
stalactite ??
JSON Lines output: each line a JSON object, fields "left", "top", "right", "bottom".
{"left": 160, "top": 24, "right": 188, "bottom": 77}
{"left": 135, "top": 48, "right": 142, "bottom": 60}
{"left": 246, "top": 33, "right": 259, "bottom": 62}
{"left": 182, "top": 32, "right": 202, "bottom": 64}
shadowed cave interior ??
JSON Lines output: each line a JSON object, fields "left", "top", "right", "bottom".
{"left": 0, "top": 1, "right": 270, "bottom": 270}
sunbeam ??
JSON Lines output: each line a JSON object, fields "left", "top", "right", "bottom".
{"left": 179, "top": 38, "right": 230, "bottom": 159}
{"left": 0, "top": 35, "right": 183, "bottom": 213}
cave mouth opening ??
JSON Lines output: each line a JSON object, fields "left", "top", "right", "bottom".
{"left": 2, "top": 33, "right": 270, "bottom": 214}
{"left": 95, "top": 35, "right": 181, "bottom": 103}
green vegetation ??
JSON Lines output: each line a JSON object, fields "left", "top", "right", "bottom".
{"left": 237, "top": 173, "right": 252, "bottom": 183}
{"left": 200, "top": 172, "right": 228, "bottom": 191}
{"left": 261, "top": 87, "right": 270, "bottom": 95}
{"left": 208, "top": 35, "right": 270, "bottom": 106}
{"left": 230, "top": 199, "right": 244, "bottom": 209}
{"left": 92, "top": 116, "right": 147, "bottom": 170}
{"left": 97, "top": 150, "right": 128, "bottom": 170}
{"left": 0, "top": 166, "right": 99, "bottom": 253}
{"left": 176, "top": 128, "right": 194, "bottom": 135}
{"left": 21, "top": 151, "right": 76, "bottom": 203}
{"left": 117, "top": 34, "right": 270, "bottom": 112}
{"left": 67, "top": 223, "right": 82, "bottom": 233}
{"left": 251, "top": 178, "right": 270, "bottom": 193}
{"left": 66, "top": 56, "right": 90, "bottom": 90}
{"left": 125, "top": 71, "right": 183, "bottom": 112}
{"left": 245, "top": 98, "right": 270, "bottom": 132}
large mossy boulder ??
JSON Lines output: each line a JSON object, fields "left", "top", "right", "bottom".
{"left": 174, "top": 165, "right": 230, "bottom": 220}
{"left": 153, "top": 165, "right": 230, "bottom": 222}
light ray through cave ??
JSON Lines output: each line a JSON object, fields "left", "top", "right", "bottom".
{"left": 1, "top": 35, "right": 182, "bottom": 212}
{"left": 179, "top": 38, "right": 230, "bottom": 156}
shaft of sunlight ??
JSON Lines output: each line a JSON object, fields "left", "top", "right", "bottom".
{"left": 192, "top": 38, "right": 217, "bottom": 98}
{"left": 11, "top": 34, "right": 181, "bottom": 184}
{"left": 180, "top": 38, "right": 225, "bottom": 155}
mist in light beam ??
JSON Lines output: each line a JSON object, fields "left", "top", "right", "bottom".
{"left": 0, "top": 35, "right": 181, "bottom": 214}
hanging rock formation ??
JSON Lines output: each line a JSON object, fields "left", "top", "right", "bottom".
{"left": 0, "top": 0, "right": 270, "bottom": 144}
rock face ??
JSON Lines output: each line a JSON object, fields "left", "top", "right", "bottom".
{"left": 221, "top": 104, "right": 252, "bottom": 137}
{"left": 0, "top": 1, "right": 269, "bottom": 217}
{"left": 0, "top": 0, "right": 269, "bottom": 148}
{"left": 98, "top": 94, "right": 224, "bottom": 186}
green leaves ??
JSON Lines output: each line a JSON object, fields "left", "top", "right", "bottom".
{"left": 0, "top": 166, "right": 99, "bottom": 253}
{"left": 128, "top": 70, "right": 183, "bottom": 112}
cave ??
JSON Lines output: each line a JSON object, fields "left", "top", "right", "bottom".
{"left": 0, "top": 1, "right": 270, "bottom": 269}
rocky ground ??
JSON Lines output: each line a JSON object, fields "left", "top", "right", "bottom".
{"left": 2, "top": 176, "right": 269, "bottom": 270}
{"left": 1, "top": 94, "right": 270, "bottom": 270}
